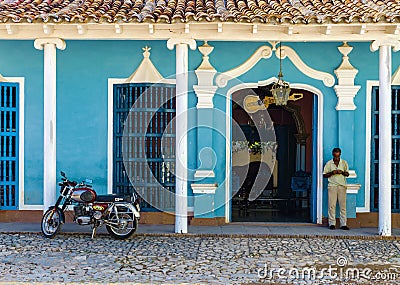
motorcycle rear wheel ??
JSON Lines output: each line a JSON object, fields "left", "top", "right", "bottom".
{"left": 106, "top": 209, "right": 138, "bottom": 239}
{"left": 41, "top": 208, "right": 63, "bottom": 238}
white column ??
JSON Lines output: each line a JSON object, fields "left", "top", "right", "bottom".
{"left": 378, "top": 45, "right": 392, "bottom": 236}
{"left": 34, "top": 38, "right": 66, "bottom": 212}
{"left": 371, "top": 39, "right": 400, "bottom": 236}
{"left": 167, "top": 39, "right": 196, "bottom": 233}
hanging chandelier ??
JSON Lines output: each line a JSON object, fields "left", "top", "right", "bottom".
{"left": 270, "top": 42, "right": 291, "bottom": 106}
{"left": 242, "top": 42, "right": 304, "bottom": 113}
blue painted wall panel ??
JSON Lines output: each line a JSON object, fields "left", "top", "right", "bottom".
{"left": 1, "top": 39, "right": 399, "bottom": 217}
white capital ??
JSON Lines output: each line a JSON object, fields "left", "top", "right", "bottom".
{"left": 370, "top": 39, "right": 400, "bottom": 52}
{"left": 34, "top": 38, "right": 66, "bottom": 50}
{"left": 167, "top": 38, "right": 197, "bottom": 50}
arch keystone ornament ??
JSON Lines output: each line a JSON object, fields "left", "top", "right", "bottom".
{"left": 370, "top": 39, "right": 400, "bottom": 237}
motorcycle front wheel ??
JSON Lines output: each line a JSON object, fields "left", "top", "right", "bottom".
{"left": 41, "top": 208, "right": 63, "bottom": 238}
{"left": 106, "top": 207, "right": 138, "bottom": 239}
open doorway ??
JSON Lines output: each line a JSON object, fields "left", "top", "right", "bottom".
{"left": 231, "top": 86, "right": 314, "bottom": 222}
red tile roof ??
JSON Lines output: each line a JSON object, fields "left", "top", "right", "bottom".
{"left": 0, "top": 0, "right": 399, "bottom": 24}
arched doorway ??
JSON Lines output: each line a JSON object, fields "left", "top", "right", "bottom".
{"left": 230, "top": 86, "right": 314, "bottom": 222}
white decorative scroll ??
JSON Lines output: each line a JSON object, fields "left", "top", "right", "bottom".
{"left": 216, "top": 46, "right": 273, "bottom": 87}
{"left": 276, "top": 45, "right": 335, "bottom": 87}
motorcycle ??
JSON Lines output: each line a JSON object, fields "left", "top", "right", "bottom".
{"left": 41, "top": 171, "right": 140, "bottom": 239}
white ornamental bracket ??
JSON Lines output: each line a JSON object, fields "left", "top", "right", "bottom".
{"left": 215, "top": 44, "right": 334, "bottom": 89}
{"left": 334, "top": 42, "right": 361, "bottom": 111}
{"left": 194, "top": 41, "right": 218, "bottom": 108}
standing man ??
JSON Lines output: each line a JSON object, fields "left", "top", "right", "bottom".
{"left": 323, "top": 147, "right": 350, "bottom": 230}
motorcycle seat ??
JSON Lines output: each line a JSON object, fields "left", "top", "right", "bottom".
{"left": 95, "top": 194, "right": 132, "bottom": 203}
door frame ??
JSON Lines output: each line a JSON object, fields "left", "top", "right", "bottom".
{"left": 0, "top": 78, "right": 27, "bottom": 210}
{"left": 107, "top": 78, "right": 176, "bottom": 195}
{"left": 225, "top": 78, "right": 324, "bottom": 224}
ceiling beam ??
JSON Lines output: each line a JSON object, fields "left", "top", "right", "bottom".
{"left": 0, "top": 23, "right": 398, "bottom": 42}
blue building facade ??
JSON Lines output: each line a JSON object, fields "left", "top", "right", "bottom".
{"left": 1, "top": 39, "right": 399, "bottom": 228}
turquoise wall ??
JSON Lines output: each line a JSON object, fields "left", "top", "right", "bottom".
{"left": 0, "top": 40, "right": 177, "bottom": 205}
{"left": 201, "top": 41, "right": 400, "bottom": 218}
{"left": 1, "top": 39, "right": 399, "bottom": 219}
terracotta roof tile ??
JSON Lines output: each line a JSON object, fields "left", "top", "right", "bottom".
{"left": 0, "top": 0, "right": 399, "bottom": 24}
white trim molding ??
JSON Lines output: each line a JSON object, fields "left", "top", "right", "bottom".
{"left": 107, "top": 46, "right": 176, "bottom": 195}
{"left": 361, "top": 80, "right": 378, "bottom": 213}
{"left": 347, "top": 183, "right": 361, "bottom": 194}
{"left": 348, "top": 170, "right": 357, "bottom": 179}
{"left": 363, "top": 77, "right": 400, "bottom": 213}
{"left": 3, "top": 23, "right": 400, "bottom": 42}
{"left": 276, "top": 45, "right": 335, "bottom": 87}
{"left": 194, "top": 170, "right": 215, "bottom": 178}
{"left": 225, "top": 79, "right": 324, "bottom": 224}
{"left": 1, "top": 77, "right": 32, "bottom": 210}
{"left": 191, "top": 183, "right": 218, "bottom": 194}
{"left": 0, "top": 77, "right": 36, "bottom": 210}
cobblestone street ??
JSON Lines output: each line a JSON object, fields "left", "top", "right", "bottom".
{"left": 1, "top": 232, "right": 400, "bottom": 284}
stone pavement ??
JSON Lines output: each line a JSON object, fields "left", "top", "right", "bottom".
{"left": 2, "top": 222, "right": 400, "bottom": 237}
{"left": 1, "top": 223, "right": 400, "bottom": 284}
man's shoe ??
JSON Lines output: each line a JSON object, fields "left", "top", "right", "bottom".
{"left": 329, "top": 225, "right": 335, "bottom": 230}
{"left": 340, "top": 226, "right": 349, "bottom": 230}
